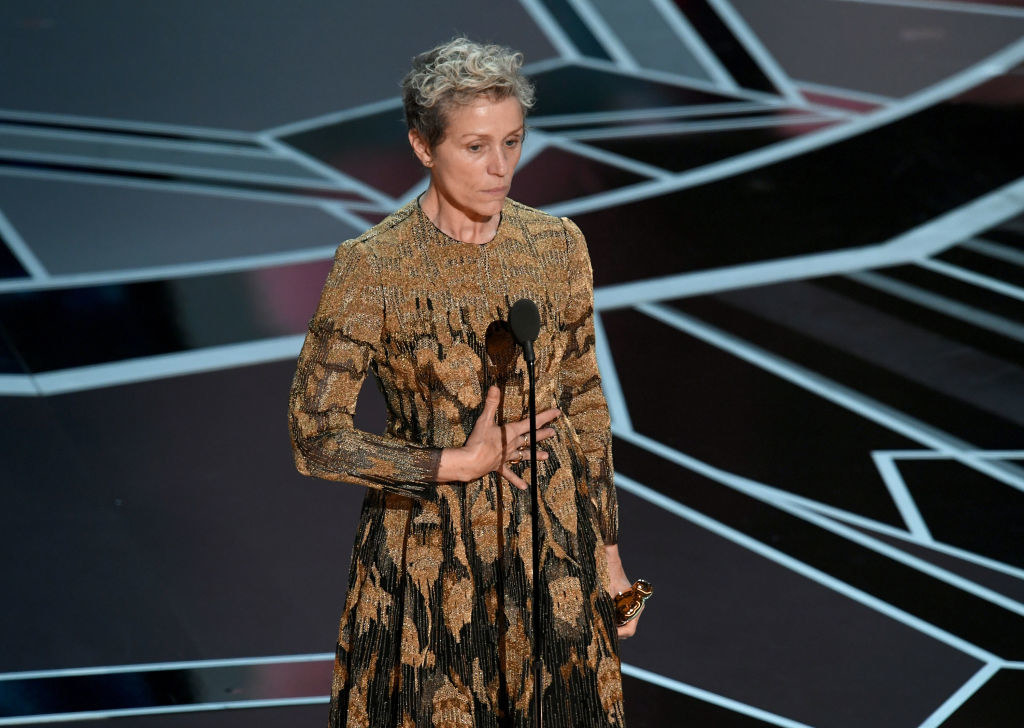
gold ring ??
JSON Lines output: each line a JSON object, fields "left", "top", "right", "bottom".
{"left": 521, "top": 433, "right": 529, "bottom": 447}
{"left": 509, "top": 450, "right": 524, "bottom": 464}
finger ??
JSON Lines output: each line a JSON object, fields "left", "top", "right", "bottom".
{"left": 510, "top": 428, "right": 555, "bottom": 451}
{"left": 506, "top": 419, "right": 530, "bottom": 441}
{"left": 533, "top": 426, "right": 557, "bottom": 443}
{"left": 478, "top": 385, "right": 501, "bottom": 426}
{"left": 502, "top": 467, "right": 529, "bottom": 490}
{"left": 505, "top": 426, "right": 530, "bottom": 449}
{"left": 535, "top": 407, "right": 561, "bottom": 427}
{"left": 504, "top": 429, "right": 555, "bottom": 456}
{"left": 509, "top": 448, "right": 549, "bottom": 462}
{"left": 508, "top": 407, "right": 561, "bottom": 438}
{"left": 500, "top": 466, "right": 530, "bottom": 491}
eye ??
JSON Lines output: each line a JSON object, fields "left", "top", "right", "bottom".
{"left": 505, "top": 138, "right": 521, "bottom": 148}
{"left": 468, "top": 143, "right": 482, "bottom": 152}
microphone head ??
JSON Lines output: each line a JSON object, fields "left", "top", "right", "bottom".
{"left": 508, "top": 298, "right": 540, "bottom": 344}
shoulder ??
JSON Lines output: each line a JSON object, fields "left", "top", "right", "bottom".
{"left": 506, "top": 198, "right": 567, "bottom": 230}
{"left": 505, "top": 198, "right": 558, "bottom": 224}
{"left": 332, "top": 199, "right": 419, "bottom": 264}
{"left": 355, "top": 199, "right": 418, "bottom": 248}
{"left": 504, "top": 198, "right": 586, "bottom": 246}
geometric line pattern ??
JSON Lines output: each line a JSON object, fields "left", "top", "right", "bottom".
{"left": 2, "top": 0, "right": 1023, "bottom": 725}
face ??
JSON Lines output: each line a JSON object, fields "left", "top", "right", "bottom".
{"left": 410, "top": 95, "right": 525, "bottom": 221}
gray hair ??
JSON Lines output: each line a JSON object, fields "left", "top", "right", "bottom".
{"left": 401, "top": 37, "right": 536, "bottom": 149}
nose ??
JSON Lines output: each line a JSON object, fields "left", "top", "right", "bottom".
{"left": 489, "top": 147, "right": 509, "bottom": 177}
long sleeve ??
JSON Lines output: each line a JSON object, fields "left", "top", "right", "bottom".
{"left": 558, "top": 217, "right": 619, "bottom": 545}
{"left": 288, "top": 239, "right": 442, "bottom": 498}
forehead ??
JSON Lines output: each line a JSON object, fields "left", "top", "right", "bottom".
{"left": 445, "top": 95, "right": 524, "bottom": 137}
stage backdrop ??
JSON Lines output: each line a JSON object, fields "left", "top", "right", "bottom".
{"left": 1, "top": 1, "right": 1022, "bottom": 726}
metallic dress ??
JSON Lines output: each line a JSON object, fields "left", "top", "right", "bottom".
{"left": 288, "top": 197, "right": 625, "bottom": 728}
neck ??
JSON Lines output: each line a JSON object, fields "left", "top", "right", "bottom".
{"left": 419, "top": 186, "right": 501, "bottom": 245}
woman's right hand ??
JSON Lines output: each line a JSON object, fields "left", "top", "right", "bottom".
{"left": 437, "top": 385, "right": 560, "bottom": 489}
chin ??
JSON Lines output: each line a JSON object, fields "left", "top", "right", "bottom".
{"left": 472, "top": 199, "right": 505, "bottom": 218}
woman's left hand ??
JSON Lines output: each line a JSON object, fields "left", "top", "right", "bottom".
{"left": 604, "top": 543, "right": 641, "bottom": 639}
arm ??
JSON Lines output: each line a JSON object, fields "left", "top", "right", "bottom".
{"left": 558, "top": 224, "right": 641, "bottom": 637}
{"left": 558, "top": 217, "right": 619, "bottom": 546}
{"left": 288, "top": 240, "right": 441, "bottom": 498}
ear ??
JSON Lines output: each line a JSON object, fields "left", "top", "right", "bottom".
{"left": 408, "top": 129, "right": 433, "bottom": 167}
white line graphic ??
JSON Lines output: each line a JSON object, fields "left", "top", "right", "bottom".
{"left": 0, "top": 208, "right": 48, "bottom": 279}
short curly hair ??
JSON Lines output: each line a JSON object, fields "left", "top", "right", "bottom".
{"left": 401, "top": 37, "right": 536, "bottom": 149}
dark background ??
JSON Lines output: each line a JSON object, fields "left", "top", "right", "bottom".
{"left": 1, "top": 1, "right": 1022, "bottom": 726}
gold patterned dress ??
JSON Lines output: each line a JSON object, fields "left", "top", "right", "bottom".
{"left": 288, "top": 197, "right": 625, "bottom": 728}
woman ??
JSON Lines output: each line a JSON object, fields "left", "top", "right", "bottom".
{"left": 289, "top": 37, "right": 640, "bottom": 727}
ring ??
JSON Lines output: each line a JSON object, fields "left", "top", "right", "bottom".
{"left": 521, "top": 433, "right": 529, "bottom": 447}
{"left": 508, "top": 450, "right": 524, "bottom": 464}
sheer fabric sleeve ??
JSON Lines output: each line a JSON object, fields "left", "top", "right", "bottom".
{"left": 558, "top": 217, "right": 619, "bottom": 545}
{"left": 288, "top": 239, "right": 442, "bottom": 498}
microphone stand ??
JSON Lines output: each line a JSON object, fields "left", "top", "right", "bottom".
{"left": 508, "top": 297, "right": 543, "bottom": 727}
{"left": 525, "top": 353, "right": 542, "bottom": 728}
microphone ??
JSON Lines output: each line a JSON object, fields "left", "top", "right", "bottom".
{"left": 508, "top": 298, "right": 540, "bottom": 364}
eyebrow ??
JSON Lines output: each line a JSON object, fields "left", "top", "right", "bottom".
{"left": 458, "top": 126, "right": 525, "bottom": 139}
